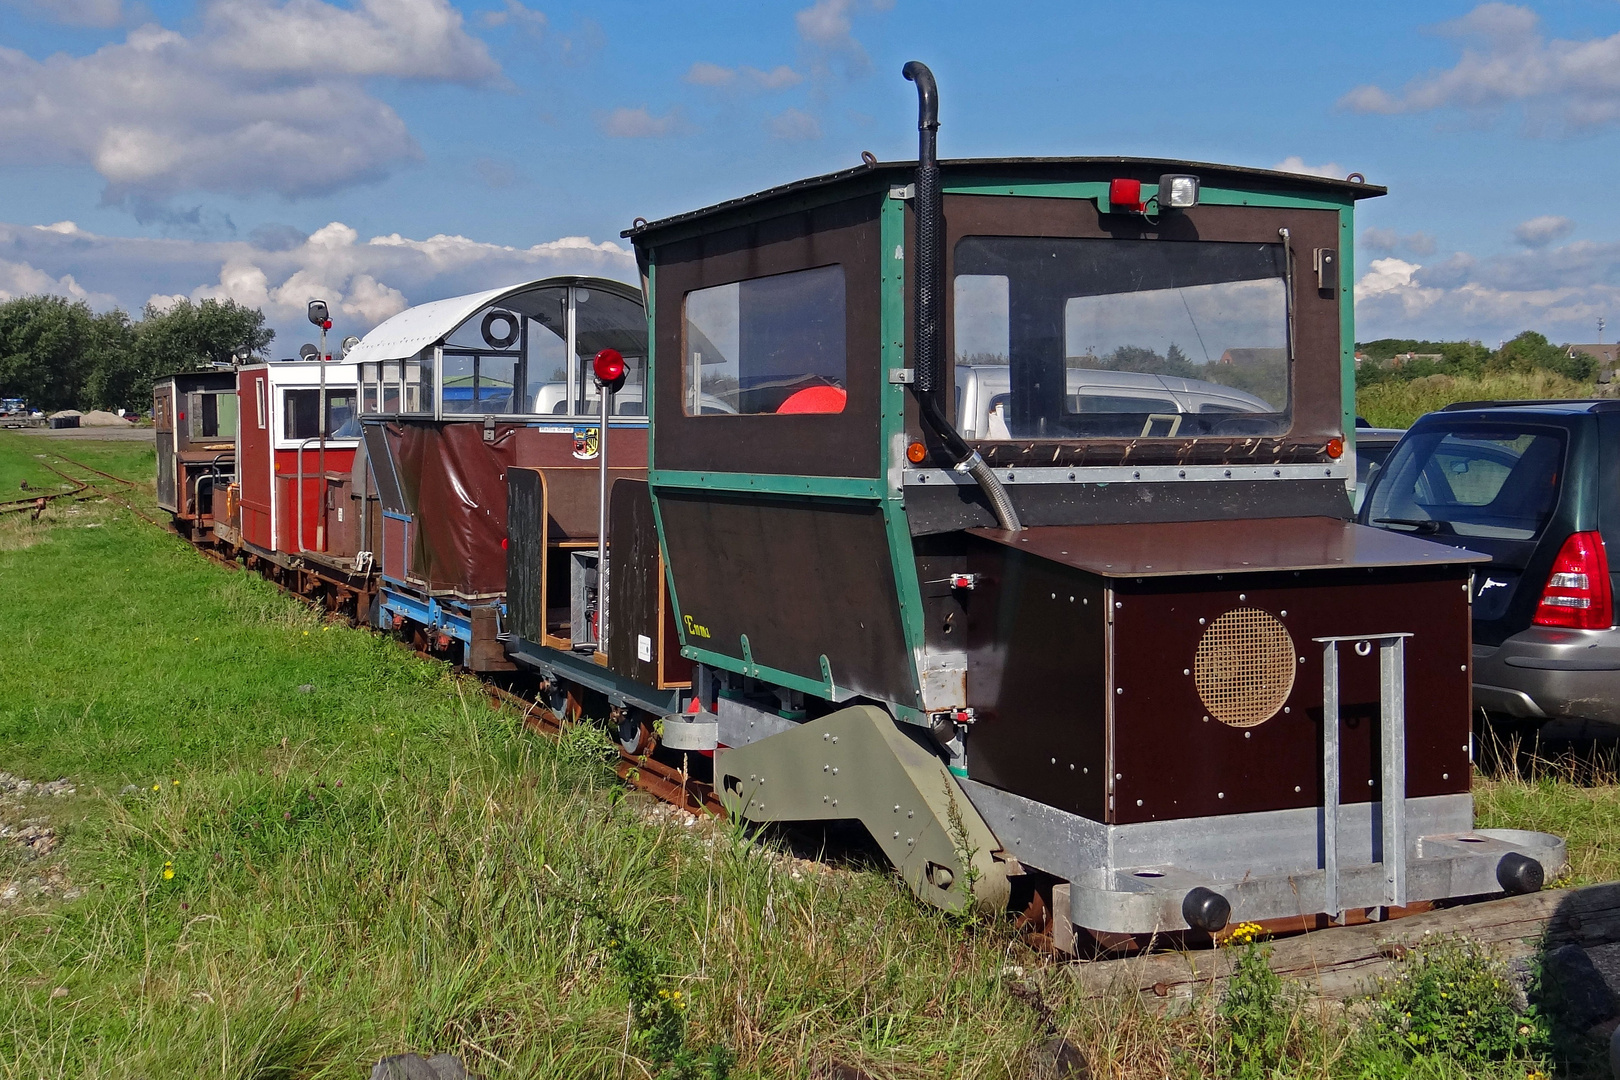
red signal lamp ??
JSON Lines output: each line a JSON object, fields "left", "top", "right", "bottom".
{"left": 321, "top": 319, "right": 332, "bottom": 331}
{"left": 592, "top": 347, "right": 626, "bottom": 389}
{"left": 1109, "top": 178, "right": 1144, "bottom": 214}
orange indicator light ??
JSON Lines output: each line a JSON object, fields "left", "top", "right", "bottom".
{"left": 1326, "top": 437, "right": 1344, "bottom": 459}
{"left": 906, "top": 441, "right": 927, "bottom": 464}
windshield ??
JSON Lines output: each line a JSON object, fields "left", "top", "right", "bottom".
{"left": 1364, "top": 427, "right": 1565, "bottom": 540}
{"left": 953, "top": 236, "right": 1290, "bottom": 439}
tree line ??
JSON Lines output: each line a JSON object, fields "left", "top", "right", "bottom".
{"left": 0, "top": 295, "right": 272, "bottom": 414}
{"left": 1355, "top": 331, "right": 1599, "bottom": 386}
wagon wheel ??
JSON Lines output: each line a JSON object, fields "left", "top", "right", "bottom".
{"left": 615, "top": 708, "right": 654, "bottom": 755}
{"left": 562, "top": 686, "right": 587, "bottom": 724}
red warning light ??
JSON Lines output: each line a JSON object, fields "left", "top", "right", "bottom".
{"left": 593, "top": 348, "right": 625, "bottom": 386}
{"left": 321, "top": 319, "right": 332, "bottom": 331}
{"left": 1109, "top": 178, "right": 1144, "bottom": 214}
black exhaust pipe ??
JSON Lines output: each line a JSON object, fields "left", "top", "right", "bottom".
{"left": 901, "top": 61, "right": 1021, "bottom": 532}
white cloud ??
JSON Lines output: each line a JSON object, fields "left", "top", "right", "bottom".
{"left": 1355, "top": 238, "right": 1620, "bottom": 343}
{"left": 0, "top": 258, "right": 115, "bottom": 305}
{"left": 478, "top": 0, "right": 546, "bottom": 35}
{"left": 1273, "top": 156, "right": 1346, "bottom": 180}
{"left": 1340, "top": 3, "right": 1620, "bottom": 132}
{"left": 203, "top": 0, "right": 498, "bottom": 81}
{"left": 795, "top": 0, "right": 890, "bottom": 79}
{"left": 598, "top": 106, "right": 686, "bottom": 138}
{"left": 0, "top": 218, "right": 634, "bottom": 347}
{"left": 767, "top": 107, "right": 821, "bottom": 140}
{"left": 4, "top": 0, "right": 125, "bottom": 27}
{"left": 1360, "top": 228, "right": 1437, "bottom": 256}
{"left": 683, "top": 62, "right": 802, "bottom": 92}
{"left": 473, "top": 157, "right": 519, "bottom": 189}
{"left": 0, "top": 0, "right": 501, "bottom": 203}
{"left": 1513, "top": 214, "right": 1573, "bottom": 248}
{"left": 684, "top": 61, "right": 733, "bottom": 87}
{"left": 796, "top": 0, "right": 858, "bottom": 50}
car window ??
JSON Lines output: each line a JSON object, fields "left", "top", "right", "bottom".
{"left": 1355, "top": 443, "right": 1394, "bottom": 488}
{"left": 1365, "top": 427, "right": 1565, "bottom": 540}
{"left": 1071, "top": 393, "right": 1179, "bottom": 414}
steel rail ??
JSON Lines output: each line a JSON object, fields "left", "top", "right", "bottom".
{"left": 35, "top": 458, "right": 167, "bottom": 529}
{"left": 42, "top": 450, "right": 142, "bottom": 488}
{"left": 0, "top": 483, "right": 87, "bottom": 513}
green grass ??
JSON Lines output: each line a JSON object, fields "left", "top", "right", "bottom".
{"left": 1356, "top": 371, "right": 1595, "bottom": 429}
{"left": 1476, "top": 756, "right": 1620, "bottom": 888}
{"left": 0, "top": 433, "right": 1075, "bottom": 1078}
{"left": 0, "top": 431, "right": 1612, "bottom": 1079}
{"left": 0, "top": 433, "right": 153, "bottom": 495}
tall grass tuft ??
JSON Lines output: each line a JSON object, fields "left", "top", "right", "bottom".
{"left": 1356, "top": 371, "right": 1594, "bottom": 429}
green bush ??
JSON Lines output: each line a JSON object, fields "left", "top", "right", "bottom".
{"left": 1362, "top": 937, "right": 1546, "bottom": 1067}
{"left": 1218, "top": 942, "right": 1298, "bottom": 1080}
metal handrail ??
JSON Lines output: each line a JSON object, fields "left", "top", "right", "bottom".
{"left": 1314, "top": 632, "right": 1413, "bottom": 916}
{"left": 294, "top": 437, "right": 323, "bottom": 552}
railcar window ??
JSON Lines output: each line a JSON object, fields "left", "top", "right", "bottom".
{"left": 573, "top": 289, "right": 649, "bottom": 417}
{"left": 442, "top": 354, "right": 519, "bottom": 414}
{"left": 188, "top": 391, "right": 238, "bottom": 439}
{"left": 952, "top": 237, "right": 1290, "bottom": 439}
{"left": 404, "top": 352, "right": 430, "bottom": 413}
{"left": 283, "top": 389, "right": 359, "bottom": 440}
{"left": 683, "top": 264, "right": 846, "bottom": 416}
{"left": 382, "top": 362, "right": 401, "bottom": 412}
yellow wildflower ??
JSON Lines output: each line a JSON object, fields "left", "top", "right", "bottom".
{"left": 151, "top": 784, "right": 160, "bottom": 791}
{"left": 172, "top": 780, "right": 180, "bottom": 787}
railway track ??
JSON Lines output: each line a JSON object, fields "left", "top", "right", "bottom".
{"left": 26, "top": 451, "right": 167, "bottom": 529}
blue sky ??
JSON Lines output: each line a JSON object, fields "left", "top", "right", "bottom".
{"left": 1, "top": 0, "right": 1618, "bottom": 351}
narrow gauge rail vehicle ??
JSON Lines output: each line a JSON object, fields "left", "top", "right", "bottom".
{"left": 169, "top": 63, "right": 1562, "bottom": 945}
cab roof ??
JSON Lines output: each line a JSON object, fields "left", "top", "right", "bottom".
{"left": 623, "top": 156, "right": 1385, "bottom": 242}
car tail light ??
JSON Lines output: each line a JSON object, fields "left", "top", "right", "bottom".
{"left": 1533, "top": 531, "right": 1613, "bottom": 629}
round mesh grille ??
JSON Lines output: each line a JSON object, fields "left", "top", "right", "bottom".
{"left": 1194, "top": 608, "right": 1296, "bottom": 728}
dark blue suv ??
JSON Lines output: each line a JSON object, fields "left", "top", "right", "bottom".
{"left": 1359, "top": 400, "right": 1620, "bottom": 732}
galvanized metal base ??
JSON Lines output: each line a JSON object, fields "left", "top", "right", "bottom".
{"left": 960, "top": 781, "right": 1566, "bottom": 935}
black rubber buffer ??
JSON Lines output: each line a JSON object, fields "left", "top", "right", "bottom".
{"left": 1496, "top": 851, "right": 1544, "bottom": 895}
{"left": 1182, "top": 886, "right": 1232, "bottom": 932}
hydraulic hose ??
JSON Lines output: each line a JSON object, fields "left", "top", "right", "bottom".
{"left": 902, "top": 61, "right": 1022, "bottom": 532}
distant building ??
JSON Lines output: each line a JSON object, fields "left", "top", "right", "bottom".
{"left": 1569, "top": 344, "right": 1619, "bottom": 365}
{"left": 1570, "top": 344, "right": 1618, "bottom": 385}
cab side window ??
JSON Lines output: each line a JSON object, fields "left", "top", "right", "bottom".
{"left": 683, "top": 264, "right": 846, "bottom": 416}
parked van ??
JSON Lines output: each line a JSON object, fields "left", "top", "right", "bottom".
{"left": 953, "top": 364, "right": 1272, "bottom": 439}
